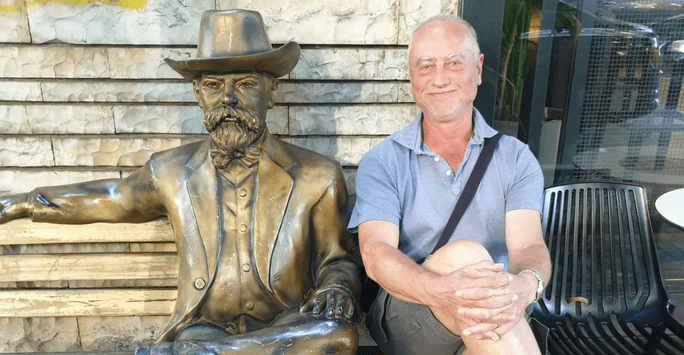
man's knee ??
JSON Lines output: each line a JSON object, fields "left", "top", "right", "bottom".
{"left": 424, "top": 238, "right": 493, "bottom": 274}
{"left": 312, "top": 318, "right": 359, "bottom": 355}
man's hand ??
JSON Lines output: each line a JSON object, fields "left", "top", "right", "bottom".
{"left": 456, "top": 271, "right": 538, "bottom": 339}
{"left": 300, "top": 286, "right": 355, "bottom": 321}
{"left": 424, "top": 260, "right": 517, "bottom": 341}
{"left": 0, "top": 193, "right": 31, "bottom": 224}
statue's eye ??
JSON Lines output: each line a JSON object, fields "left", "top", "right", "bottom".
{"left": 239, "top": 80, "right": 258, "bottom": 89}
{"left": 203, "top": 81, "right": 221, "bottom": 89}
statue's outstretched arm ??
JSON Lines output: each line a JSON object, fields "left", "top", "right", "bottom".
{"left": 1, "top": 163, "right": 165, "bottom": 225}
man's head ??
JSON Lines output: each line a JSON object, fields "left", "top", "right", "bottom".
{"left": 193, "top": 71, "right": 277, "bottom": 158}
{"left": 164, "top": 9, "right": 300, "bottom": 163}
{"left": 408, "top": 15, "right": 484, "bottom": 123}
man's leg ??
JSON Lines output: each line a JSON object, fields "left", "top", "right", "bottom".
{"left": 423, "top": 238, "right": 541, "bottom": 355}
{"left": 137, "top": 311, "right": 358, "bottom": 355}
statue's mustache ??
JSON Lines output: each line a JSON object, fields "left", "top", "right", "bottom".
{"left": 204, "top": 105, "right": 261, "bottom": 133}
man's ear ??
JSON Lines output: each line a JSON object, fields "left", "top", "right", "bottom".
{"left": 268, "top": 78, "right": 279, "bottom": 109}
{"left": 192, "top": 79, "right": 203, "bottom": 109}
{"left": 476, "top": 53, "right": 484, "bottom": 85}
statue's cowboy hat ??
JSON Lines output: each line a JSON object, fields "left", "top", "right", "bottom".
{"left": 165, "top": 9, "right": 300, "bottom": 81}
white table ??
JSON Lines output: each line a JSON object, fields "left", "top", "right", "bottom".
{"left": 655, "top": 188, "right": 684, "bottom": 230}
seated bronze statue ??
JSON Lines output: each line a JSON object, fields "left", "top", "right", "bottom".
{"left": 0, "top": 9, "right": 362, "bottom": 355}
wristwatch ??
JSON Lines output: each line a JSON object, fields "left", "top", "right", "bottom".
{"left": 520, "top": 269, "right": 544, "bottom": 302}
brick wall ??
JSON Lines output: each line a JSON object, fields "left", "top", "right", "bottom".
{"left": 0, "top": 0, "right": 460, "bottom": 196}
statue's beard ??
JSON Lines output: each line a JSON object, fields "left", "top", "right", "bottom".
{"left": 204, "top": 105, "right": 264, "bottom": 160}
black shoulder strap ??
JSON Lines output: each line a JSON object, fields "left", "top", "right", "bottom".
{"left": 430, "top": 132, "right": 502, "bottom": 255}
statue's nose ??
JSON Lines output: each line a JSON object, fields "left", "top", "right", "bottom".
{"left": 222, "top": 86, "right": 238, "bottom": 106}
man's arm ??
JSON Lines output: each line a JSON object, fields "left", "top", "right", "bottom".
{"left": 359, "top": 220, "right": 514, "bottom": 321}
{"left": 457, "top": 209, "right": 550, "bottom": 337}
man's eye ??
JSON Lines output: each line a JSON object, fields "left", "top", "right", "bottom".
{"left": 449, "top": 61, "right": 461, "bottom": 67}
{"left": 239, "top": 80, "right": 258, "bottom": 88}
{"left": 204, "top": 81, "right": 220, "bottom": 89}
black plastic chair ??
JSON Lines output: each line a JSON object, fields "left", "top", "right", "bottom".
{"left": 532, "top": 183, "right": 684, "bottom": 354}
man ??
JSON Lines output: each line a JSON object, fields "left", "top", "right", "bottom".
{"left": 348, "top": 15, "right": 551, "bottom": 355}
{"left": 0, "top": 10, "right": 361, "bottom": 355}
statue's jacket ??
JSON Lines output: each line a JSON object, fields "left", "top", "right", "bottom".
{"left": 28, "top": 132, "right": 362, "bottom": 341}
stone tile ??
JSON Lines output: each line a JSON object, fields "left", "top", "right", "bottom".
{"left": 286, "top": 136, "right": 385, "bottom": 166}
{"left": 0, "top": 105, "right": 115, "bottom": 134}
{"left": 398, "top": 0, "right": 460, "bottom": 44}
{"left": 217, "top": 0, "right": 399, "bottom": 44}
{"left": 0, "top": 317, "right": 79, "bottom": 352}
{"left": 108, "top": 47, "right": 193, "bottom": 79}
{"left": 78, "top": 316, "right": 166, "bottom": 351}
{"left": 0, "top": 0, "right": 30, "bottom": 43}
{"left": 0, "top": 170, "right": 121, "bottom": 195}
{"left": 113, "top": 105, "right": 288, "bottom": 135}
{"left": 289, "top": 104, "right": 417, "bottom": 135}
{"left": 0, "top": 46, "right": 109, "bottom": 78}
{"left": 292, "top": 49, "right": 408, "bottom": 80}
{"left": 40, "top": 81, "right": 195, "bottom": 103}
{"left": 0, "top": 81, "right": 41, "bottom": 101}
{"left": 113, "top": 105, "right": 205, "bottom": 134}
{"left": 278, "top": 82, "right": 403, "bottom": 104}
{"left": 0, "top": 137, "right": 54, "bottom": 167}
{"left": 26, "top": 0, "right": 214, "bottom": 45}
{"left": 0, "top": 46, "right": 405, "bottom": 80}
{"left": 52, "top": 137, "right": 196, "bottom": 167}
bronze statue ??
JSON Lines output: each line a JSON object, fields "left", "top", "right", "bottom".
{"left": 0, "top": 9, "right": 362, "bottom": 355}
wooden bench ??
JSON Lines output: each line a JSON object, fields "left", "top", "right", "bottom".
{"left": 0, "top": 218, "right": 380, "bottom": 354}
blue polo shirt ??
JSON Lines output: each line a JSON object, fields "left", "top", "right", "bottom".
{"left": 348, "top": 109, "right": 543, "bottom": 269}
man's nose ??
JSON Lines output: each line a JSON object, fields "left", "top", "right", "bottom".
{"left": 432, "top": 66, "right": 450, "bottom": 87}
{"left": 222, "top": 85, "right": 238, "bottom": 106}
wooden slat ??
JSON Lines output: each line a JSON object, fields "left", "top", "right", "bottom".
{"left": 0, "top": 253, "right": 178, "bottom": 282}
{"left": 0, "top": 219, "right": 174, "bottom": 245}
{"left": 0, "top": 289, "right": 176, "bottom": 317}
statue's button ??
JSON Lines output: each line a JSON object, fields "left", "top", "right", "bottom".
{"left": 194, "top": 277, "right": 206, "bottom": 290}
{"left": 245, "top": 302, "right": 254, "bottom": 310}
{"left": 242, "top": 263, "right": 250, "bottom": 272}
{"left": 239, "top": 189, "right": 247, "bottom": 197}
{"left": 240, "top": 224, "right": 248, "bottom": 232}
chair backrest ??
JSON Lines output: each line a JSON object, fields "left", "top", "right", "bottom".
{"left": 533, "top": 182, "right": 672, "bottom": 329}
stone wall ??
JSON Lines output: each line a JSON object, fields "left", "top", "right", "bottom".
{"left": 0, "top": 0, "right": 460, "bottom": 351}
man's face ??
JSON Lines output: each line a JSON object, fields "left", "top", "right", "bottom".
{"left": 193, "top": 72, "right": 277, "bottom": 154}
{"left": 408, "top": 20, "right": 484, "bottom": 124}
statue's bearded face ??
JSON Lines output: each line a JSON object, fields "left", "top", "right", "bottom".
{"left": 193, "top": 72, "right": 277, "bottom": 158}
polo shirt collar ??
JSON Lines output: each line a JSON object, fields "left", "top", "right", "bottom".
{"left": 392, "top": 108, "right": 498, "bottom": 153}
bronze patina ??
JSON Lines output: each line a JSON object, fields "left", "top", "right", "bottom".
{"left": 0, "top": 9, "right": 362, "bottom": 355}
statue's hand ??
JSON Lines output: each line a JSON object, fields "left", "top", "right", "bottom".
{"left": 301, "top": 286, "right": 355, "bottom": 321}
{"left": 0, "top": 193, "right": 31, "bottom": 224}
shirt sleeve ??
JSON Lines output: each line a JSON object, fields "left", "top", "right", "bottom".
{"left": 348, "top": 141, "right": 403, "bottom": 233}
{"left": 504, "top": 142, "right": 544, "bottom": 214}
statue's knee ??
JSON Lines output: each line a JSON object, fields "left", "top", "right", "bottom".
{"left": 317, "top": 318, "right": 359, "bottom": 355}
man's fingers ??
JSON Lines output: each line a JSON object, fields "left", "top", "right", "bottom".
{"left": 454, "top": 286, "right": 516, "bottom": 301}
{"left": 466, "top": 260, "right": 505, "bottom": 273}
{"left": 461, "top": 322, "right": 501, "bottom": 341}
{"left": 457, "top": 302, "right": 511, "bottom": 321}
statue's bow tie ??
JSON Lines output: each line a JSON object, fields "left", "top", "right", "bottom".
{"left": 210, "top": 146, "right": 260, "bottom": 169}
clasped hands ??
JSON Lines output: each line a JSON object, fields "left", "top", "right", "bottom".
{"left": 433, "top": 260, "right": 533, "bottom": 341}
